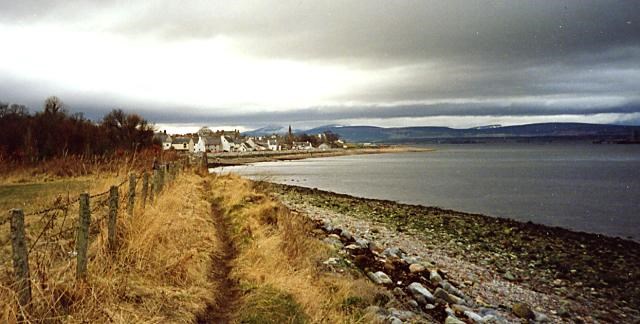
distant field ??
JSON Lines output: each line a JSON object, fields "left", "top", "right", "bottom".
{"left": 0, "top": 175, "right": 123, "bottom": 229}
{"left": 0, "top": 179, "right": 92, "bottom": 213}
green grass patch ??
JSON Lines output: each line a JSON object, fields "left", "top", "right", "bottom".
{"left": 238, "top": 285, "right": 308, "bottom": 324}
{"left": 0, "top": 179, "right": 92, "bottom": 213}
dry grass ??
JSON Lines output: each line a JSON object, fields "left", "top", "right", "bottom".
{"left": 0, "top": 171, "right": 219, "bottom": 323}
{"left": 0, "top": 149, "right": 178, "bottom": 185}
{"left": 207, "top": 174, "right": 385, "bottom": 323}
{"left": 1, "top": 168, "right": 386, "bottom": 323}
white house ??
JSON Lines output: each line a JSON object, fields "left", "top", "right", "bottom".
{"left": 293, "top": 141, "right": 313, "bottom": 150}
{"left": 221, "top": 136, "right": 238, "bottom": 152}
{"left": 195, "top": 135, "right": 222, "bottom": 153}
{"left": 245, "top": 138, "right": 267, "bottom": 151}
{"left": 238, "top": 143, "right": 251, "bottom": 152}
{"left": 267, "top": 139, "right": 281, "bottom": 151}
{"left": 162, "top": 138, "right": 172, "bottom": 150}
{"left": 171, "top": 137, "right": 194, "bottom": 152}
{"left": 154, "top": 132, "right": 173, "bottom": 150}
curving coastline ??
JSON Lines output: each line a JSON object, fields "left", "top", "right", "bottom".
{"left": 265, "top": 182, "right": 640, "bottom": 323}
{"left": 206, "top": 146, "right": 432, "bottom": 168}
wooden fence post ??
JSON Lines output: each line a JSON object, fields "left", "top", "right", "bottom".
{"left": 10, "top": 209, "right": 31, "bottom": 306}
{"left": 127, "top": 173, "right": 136, "bottom": 216}
{"left": 165, "top": 163, "right": 172, "bottom": 184}
{"left": 159, "top": 166, "right": 165, "bottom": 192}
{"left": 202, "top": 153, "right": 208, "bottom": 170}
{"left": 141, "top": 172, "right": 149, "bottom": 208}
{"left": 152, "top": 169, "right": 159, "bottom": 201}
{"left": 76, "top": 193, "right": 90, "bottom": 280}
{"left": 108, "top": 186, "right": 118, "bottom": 252}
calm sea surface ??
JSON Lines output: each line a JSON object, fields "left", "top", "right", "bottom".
{"left": 214, "top": 144, "right": 640, "bottom": 240}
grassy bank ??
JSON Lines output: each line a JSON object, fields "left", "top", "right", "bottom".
{"left": 202, "top": 174, "right": 388, "bottom": 323}
{"left": 269, "top": 183, "right": 640, "bottom": 322}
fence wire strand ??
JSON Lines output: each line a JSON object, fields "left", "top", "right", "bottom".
{"left": 7, "top": 165, "right": 176, "bottom": 259}
{"left": 19, "top": 172, "right": 142, "bottom": 254}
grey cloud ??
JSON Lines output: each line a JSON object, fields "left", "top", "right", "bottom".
{"left": 5, "top": 1, "right": 638, "bottom": 64}
{"left": 134, "top": 101, "right": 640, "bottom": 127}
{"left": 1, "top": 1, "right": 640, "bottom": 128}
{"left": 107, "top": 1, "right": 640, "bottom": 65}
{"left": 2, "top": 70, "right": 639, "bottom": 128}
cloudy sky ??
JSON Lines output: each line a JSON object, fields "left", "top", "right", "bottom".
{"left": 1, "top": 0, "right": 639, "bottom": 132}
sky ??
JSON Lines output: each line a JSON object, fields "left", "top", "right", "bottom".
{"left": 1, "top": 0, "right": 639, "bottom": 132}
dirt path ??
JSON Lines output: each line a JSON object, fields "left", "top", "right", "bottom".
{"left": 197, "top": 198, "right": 241, "bottom": 324}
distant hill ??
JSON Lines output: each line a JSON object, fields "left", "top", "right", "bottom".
{"left": 243, "top": 125, "right": 300, "bottom": 136}
{"left": 302, "top": 123, "right": 640, "bottom": 143}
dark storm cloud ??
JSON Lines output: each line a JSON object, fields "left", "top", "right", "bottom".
{"left": 112, "top": 1, "right": 640, "bottom": 65}
{"left": 4, "top": 1, "right": 638, "bottom": 64}
{"left": 1, "top": 0, "right": 639, "bottom": 127}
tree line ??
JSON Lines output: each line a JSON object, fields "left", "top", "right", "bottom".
{"left": 0, "top": 96, "right": 157, "bottom": 162}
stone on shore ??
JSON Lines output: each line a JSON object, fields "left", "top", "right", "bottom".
{"left": 368, "top": 241, "right": 384, "bottom": 253}
{"left": 388, "top": 317, "right": 403, "bottom": 324}
{"left": 345, "top": 244, "right": 361, "bottom": 251}
{"left": 402, "top": 255, "right": 420, "bottom": 264}
{"left": 322, "top": 257, "right": 340, "bottom": 265}
{"left": 388, "top": 308, "right": 415, "bottom": 321}
{"left": 383, "top": 247, "right": 402, "bottom": 258}
{"left": 409, "top": 263, "right": 426, "bottom": 273}
{"left": 355, "top": 238, "right": 369, "bottom": 248}
{"left": 441, "top": 281, "right": 465, "bottom": 298}
{"left": 321, "top": 220, "right": 333, "bottom": 232}
{"left": 463, "top": 310, "right": 484, "bottom": 323}
{"left": 368, "top": 271, "right": 393, "bottom": 285}
{"left": 512, "top": 302, "right": 535, "bottom": 319}
{"left": 444, "top": 315, "right": 466, "bottom": 324}
{"left": 534, "top": 311, "right": 550, "bottom": 322}
{"left": 434, "top": 287, "right": 464, "bottom": 305}
{"left": 407, "top": 282, "right": 435, "bottom": 303}
{"left": 340, "top": 228, "right": 353, "bottom": 240}
{"left": 429, "top": 270, "right": 443, "bottom": 284}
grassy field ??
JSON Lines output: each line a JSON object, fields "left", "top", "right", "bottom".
{"left": 0, "top": 179, "right": 93, "bottom": 213}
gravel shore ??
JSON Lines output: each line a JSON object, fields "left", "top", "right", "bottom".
{"left": 266, "top": 183, "right": 640, "bottom": 323}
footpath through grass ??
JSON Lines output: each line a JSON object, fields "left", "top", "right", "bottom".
{"left": 199, "top": 173, "right": 387, "bottom": 323}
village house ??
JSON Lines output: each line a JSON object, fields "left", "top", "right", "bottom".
{"left": 267, "top": 139, "right": 281, "bottom": 151}
{"left": 171, "top": 137, "right": 194, "bottom": 152}
{"left": 154, "top": 132, "right": 173, "bottom": 150}
{"left": 238, "top": 142, "right": 251, "bottom": 152}
{"left": 195, "top": 135, "right": 222, "bottom": 153}
{"left": 292, "top": 141, "right": 313, "bottom": 150}
{"left": 221, "top": 135, "right": 240, "bottom": 152}
{"left": 245, "top": 138, "right": 268, "bottom": 151}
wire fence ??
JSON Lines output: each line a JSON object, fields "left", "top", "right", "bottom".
{"left": 2, "top": 160, "right": 186, "bottom": 307}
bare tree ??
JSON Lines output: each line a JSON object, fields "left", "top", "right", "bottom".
{"left": 44, "top": 96, "right": 65, "bottom": 115}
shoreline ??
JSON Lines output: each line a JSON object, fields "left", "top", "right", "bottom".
{"left": 265, "top": 182, "right": 640, "bottom": 322}
{"left": 207, "top": 146, "right": 431, "bottom": 168}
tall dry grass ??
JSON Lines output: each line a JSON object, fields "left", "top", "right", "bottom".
{"left": 208, "top": 174, "right": 386, "bottom": 323}
{"left": 0, "top": 172, "right": 219, "bottom": 323}
{"left": 0, "top": 149, "right": 179, "bottom": 185}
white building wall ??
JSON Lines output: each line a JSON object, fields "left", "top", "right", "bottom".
{"left": 194, "top": 137, "right": 207, "bottom": 153}
{"left": 221, "top": 136, "right": 232, "bottom": 152}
